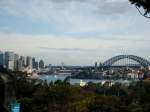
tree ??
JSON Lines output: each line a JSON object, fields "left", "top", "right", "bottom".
{"left": 129, "top": 0, "right": 150, "bottom": 18}
{"left": 88, "top": 96, "right": 124, "bottom": 112}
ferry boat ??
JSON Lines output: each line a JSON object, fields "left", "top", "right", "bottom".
{"left": 55, "top": 69, "right": 72, "bottom": 75}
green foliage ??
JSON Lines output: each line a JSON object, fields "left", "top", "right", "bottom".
{"left": 18, "top": 97, "right": 32, "bottom": 112}
{"left": 88, "top": 96, "right": 124, "bottom": 112}
{"left": 15, "top": 76, "right": 40, "bottom": 98}
{"left": 14, "top": 74, "right": 150, "bottom": 112}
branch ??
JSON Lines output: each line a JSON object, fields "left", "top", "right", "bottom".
{"left": 135, "top": 6, "right": 150, "bottom": 18}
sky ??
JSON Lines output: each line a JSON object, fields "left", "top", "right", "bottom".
{"left": 0, "top": 0, "right": 150, "bottom": 66}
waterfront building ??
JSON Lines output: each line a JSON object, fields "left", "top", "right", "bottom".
{"left": 127, "top": 72, "right": 139, "bottom": 79}
{"left": 39, "top": 60, "right": 44, "bottom": 69}
{"left": 48, "top": 64, "right": 52, "bottom": 71}
{"left": 5, "top": 52, "right": 15, "bottom": 71}
{"left": 26, "top": 56, "right": 32, "bottom": 69}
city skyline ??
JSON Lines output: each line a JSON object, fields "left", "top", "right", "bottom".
{"left": 0, "top": 0, "right": 150, "bottom": 65}
{"left": 0, "top": 50, "right": 45, "bottom": 71}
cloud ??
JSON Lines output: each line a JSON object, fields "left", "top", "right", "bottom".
{"left": 39, "top": 47, "right": 94, "bottom": 52}
{"left": 50, "top": 0, "right": 132, "bottom": 14}
{"left": 0, "top": 0, "right": 133, "bottom": 19}
{"left": 0, "top": 0, "right": 150, "bottom": 65}
{"left": 0, "top": 0, "right": 139, "bottom": 35}
{"left": 0, "top": 32, "right": 150, "bottom": 65}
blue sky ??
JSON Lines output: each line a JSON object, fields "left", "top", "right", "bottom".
{"left": 0, "top": 0, "right": 150, "bottom": 65}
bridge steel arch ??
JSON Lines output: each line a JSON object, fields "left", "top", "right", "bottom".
{"left": 103, "top": 55, "right": 150, "bottom": 67}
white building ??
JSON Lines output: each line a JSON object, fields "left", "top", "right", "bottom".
{"left": 5, "top": 52, "right": 15, "bottom": 71}
{"left": 8, "top": 60, "right": 14, "bottom": 71}
{"left": 127, "top": 72, "right": 139, "bottom": 79}
{"left": 18, "top": 58, "right": 24, "bottom": 71}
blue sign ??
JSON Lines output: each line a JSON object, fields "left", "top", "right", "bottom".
{"left": 9, "top": 102, "right": 20, "bottom": 112}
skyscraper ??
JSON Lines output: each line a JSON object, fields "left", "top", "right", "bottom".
{"left": 14, "top": 54, "right": 19, "bottom": 71}
{"left": 39, "top": 60, "right": 44, "bottom": 69}
{"left": 17, "top": 56, "right": 26, "bottom": 71}
{"left": 5, "top": 52, "right": 15, "bottom": 71}
{"left": 0, "top": 51, "right": 4, "bottom": 67}
{"left": 20, "top": 56, "right": 26, "bottom": 67}
{"left": 18, "top": 58, "right": 24, "bottom": 71}
{"left": 95, "top": 62, "right": 98, "bottom": 71}
{"left": 35, "top": 61, "right": 39, "bottom": 70}
{"left": 32, "top": 58, "right": 36, "bottom": 69}
{"left": 26, "top": 56, "right": 32, "bottom": 68}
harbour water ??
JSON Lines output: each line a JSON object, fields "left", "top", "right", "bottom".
{"left": 39, "top": 74, "right": 133, "bottom": 85}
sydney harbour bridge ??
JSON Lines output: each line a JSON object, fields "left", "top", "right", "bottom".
{"left": 102, "top": 55, "right": 150, "bottom": 69}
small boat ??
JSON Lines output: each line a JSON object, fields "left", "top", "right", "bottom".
{"left": 54, "top": 75, "right": 57, "bottom": 78}
{"left": 80, "top": 80, "right": 86, "bottom": 87}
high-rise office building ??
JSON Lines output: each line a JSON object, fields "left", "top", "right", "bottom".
{"left": 95, "top": 62, "right": 98, "bottom": 71}
{"left": 5, "top": 52, "right": 15, "bottom": 71}
{"left": 26, "top": 56, "right": 32, "bottom": 68}
{"left": 35, "top": 61, "right": 39, "bottom": 69}
{"left": 39, "top": 60, "right": 44, "bottom": 69}
{"left": 20, "top": 56, "right": 26, "bottom": 67}
{"left": 17, "top": 56, "right": 26, "bottom": 71}
{"left": 18, "top": 58, "right": 24, "bottom": 71}
{"left": 14, "top": 54, "right": 19, "bottom": 60}
{"left": 32, "top": 58, "right": 36, "bottom": 69}
{"left": 0, "top": 51, "right": 4, "bottom": 67}
{"left": 14, "top": 54, "right": 19, "bottom": 71}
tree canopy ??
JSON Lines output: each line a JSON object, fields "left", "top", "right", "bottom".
{"left": 129, "top": 0, "right": 150, "bottom": 18}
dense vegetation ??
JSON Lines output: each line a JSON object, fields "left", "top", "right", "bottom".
{"left": 14, "top": 73, "right": 150, "bottom": 112}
